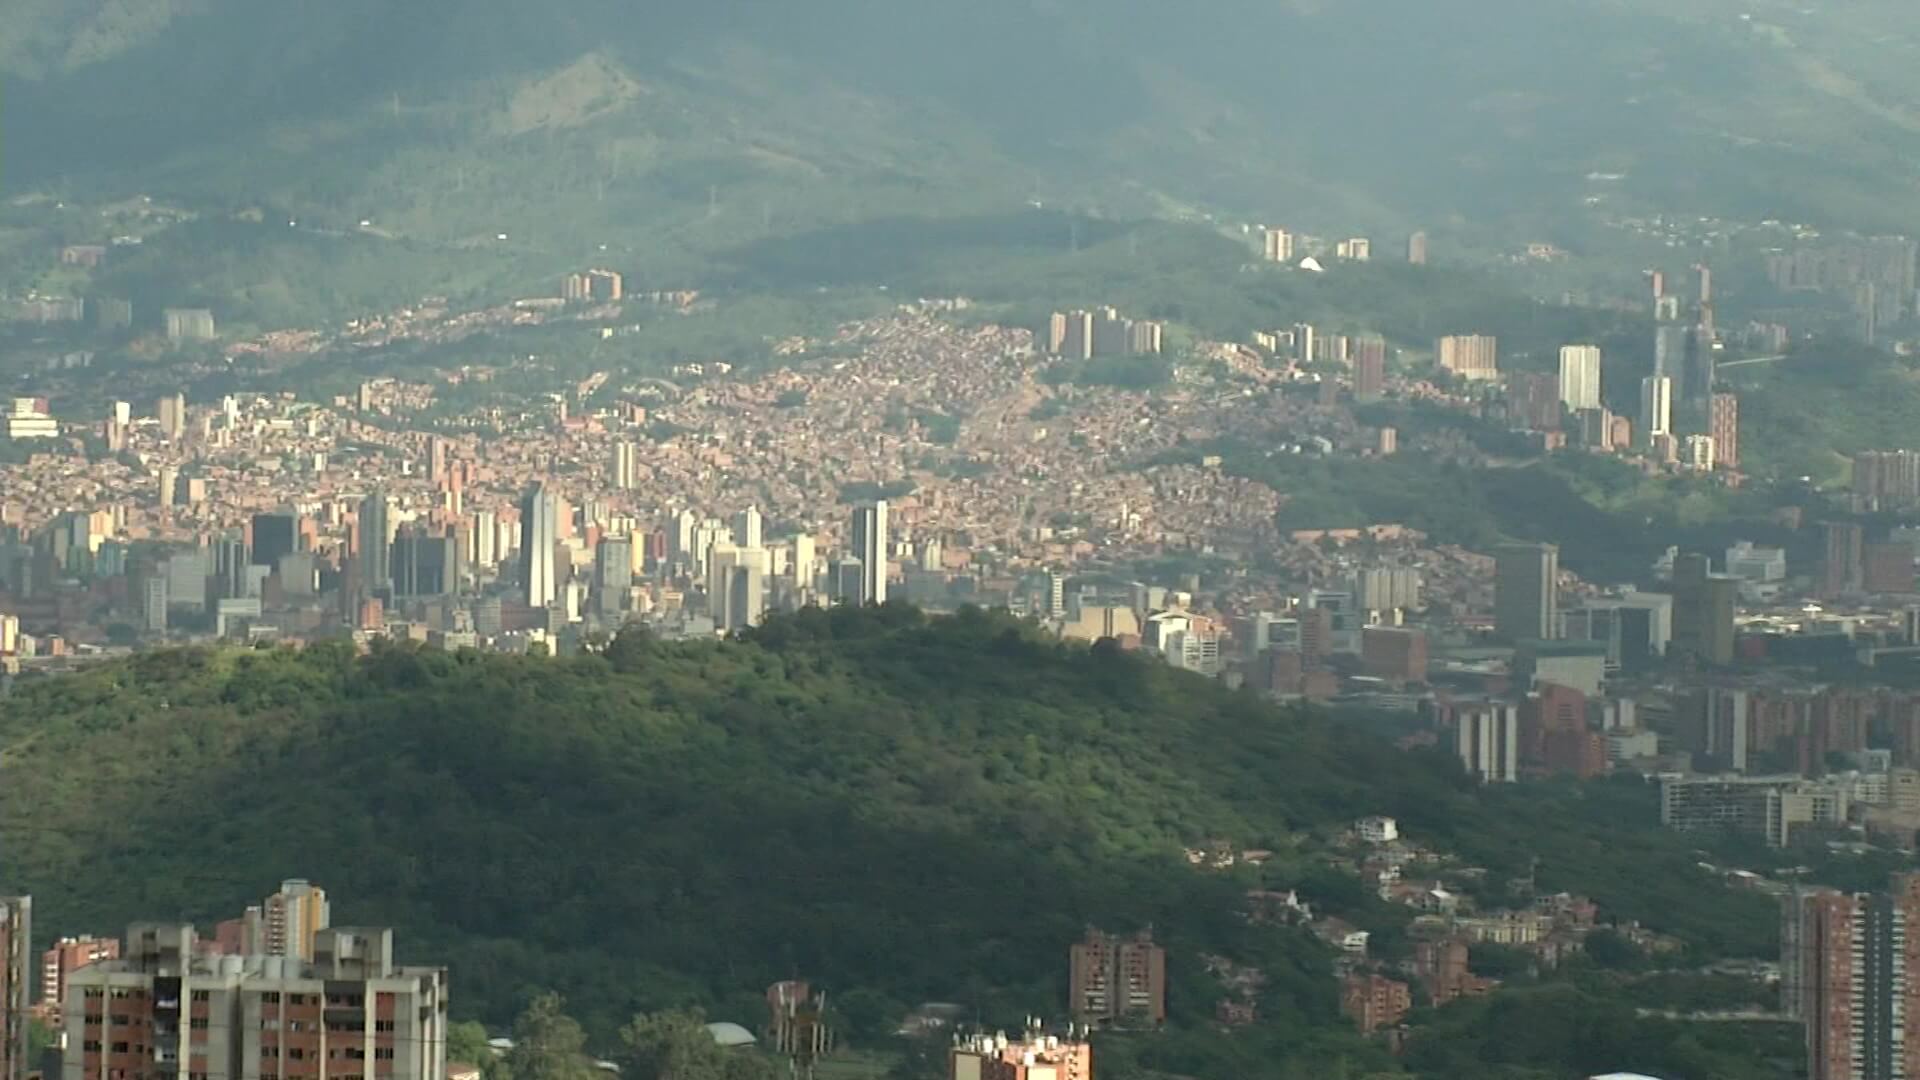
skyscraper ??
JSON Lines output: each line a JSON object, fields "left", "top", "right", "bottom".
{"left": 1640, "top": 376, "right": 1673, "bottom": 445}
{"left": 1, "top": 896, "right": 27, "bottom": 1080}
{"left": 851, "top": 502, "right": 888, "bottom": 606}
{"left": 1654, "top": 324, "right": 1689, "bottom": 380}
{"left": 521, "top": 485, "right": 562, "bottom": 609}
{"left": 262, "top": 878, "right": 330, "bottom": 962}
{"left": 1352, "top": 334, "right": 1386, "bottom": 401}
{"left": 1671, "top": 554, "right": 1735, "bottom": 666}
{"left": 1262, "top": 227, "right": 1295, "bottom": 263}
{"left": 1790, "top": 874, "right": 1920, "bottom": 1080}
{"left": 1495, "top": 543, "right": 1559, "bottom": 643}
{"left": 733, "top": 505, "right": 764, "bottom": 552}
{"left": 250, "top": 511, "right": 298, "bottom": 570}
{"left": 595, "top": 535, "right": 634, "bottom": 618}
{"left": 1557, "top": 346, "right": 1603, "bottom": 411}
{"left": 1823, "top": 522, "right": 1867, "bottom": 599}
{"left": 358, "top": 492, "right": 392, "bottom": 598}
{"left": 156, "top": 393, "right": 186, "bottom": 440}
{"left": 1407, "top": 230, "right": 1429, "bottom": 266}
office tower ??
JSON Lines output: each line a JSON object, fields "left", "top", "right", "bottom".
{"left": 792, "top": 534, "right": 817, "bottom": 591}
{"left": 1652, "top": 321, "right": 1686, "bottom": 376}
{"left": 250, "top": 512, "right": 298, "bottom": 570}
{"left": 1456, "top": 703, "right": 1520, "bottom": 782}
{"left": 520, "top": 486, "right": 562, "bottom": 609}
{"left": 949, "top": 1029, "right": 1091, "bottom": 1080}
{"left": 1352, "top": 334, "right": 1386, "bottom": 401}
{"left": 851, "top": 503, "right": 888, "bottom": 606}
{"left": 1709, "top": 392, "right": 1740, "bottom": 469}
{"left": 1262, "top": 227, "right": 1294, "bottom": 263}
{"left": 1407, "top": 230, "right": 1428, "bottom": 266}
{"left": 611, "top": 442, "right": 639, "bottom": 491}
{"left": 733, "top": 506, "right": 764, "bottom": 552}
{"left": 1361, "top": 627, "right": 1427, "bottom": 683}
{"left": 392, "top": 528, "right": 458, "bottom": 598}
{"left": 1, "top": 896, "right": 26, "bottom": 1080}
{"left": 39, "top": 937, "right": 119, "bottom": 1026}
{"left": 1639, "top": 376, "right": 1672, "bottom": 445}
{"left": 156, "top": 393, "right": 186, "bottom": 440}
{"left": 357, "top": 492, "right": 393, "bottom": 599}
{"left": 1791, "top": 874, "right": 1920, "bottom": 1080}
{"left": 1557, "top": 346, "right": 1603, "bottom": 410}
{"left": 1681, "top": 325, "right": 1716, "bottom": 417}
{"left": 594, "top": 535, "right": 635, "bottom": 618}
{"left": 1670, "top": 553, "right": 1735, "bottom": 665}
{"left": 1435, "top": 334, "right": 1499, "bottom": 380}
{"left": 1069, "top": 929, "right": 1167, "bottom": 1028}
{"left": 1823, "top": 522, "right": 1867, "bottom": 598}
{"left": 144, "top": 575, "right": 169, "bottom": 632}
{"left": 64, "top": 923, "right": 445, "bottom": 1080}
{"left": 1494, "top": 542, "right": 1559, "bottom": 642}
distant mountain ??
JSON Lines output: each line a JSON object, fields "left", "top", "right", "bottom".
{"left": 4, "top": 0, "right": 1920, "bottom": 257}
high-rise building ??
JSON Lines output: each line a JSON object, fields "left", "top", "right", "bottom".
{"left": 1790, "top": 874, "right": 1920, "bottom": 1080}
{"left": 521, "top": 486, "right": 562, "bottom": 610}
{"left": 392, "top": 528, "right": 458, "bottom": 598}
{"left": 1670, "top": 553, "right": 1736, "bottom": 666}
{"left": 262, "top": 879, "right": 330, "bottom": 963}
{"left": 1494, "top": 543, "right": 1559, "bottom": 642}
{"left": 851, "top": 503, "right": 888, "bottom": 606}
{"left": 1864, "top": 542, "right": 1916, "bottom": 595}
{"left": 733, "top": 506, "right": 764, "bottom": 552}
{"left": 1654, "top": 324, "right": 1689, "bottom": 379}
{"left": 1, "top": 896, "right": 27, "bottom": 1080}
{"left": 1640, "top": 376, "right": 1673, "bottom": 445}
{"left": 1436, "top": 335, "right": 1499, "bottom": 380}
{"left": 1709, "top": 392, "right": 1740, "bottom": 469}
{"left": 40, "top": 937, "right": 120, "bottom": 1026}
{"left": 1352, "top": 334, "right": 1386, "bottom": 401}
{"left": 1557, "top": 346, "right": 1603, "bottom": 411}
{"left": 64, "top": 923, "right": 445, "bottom": 1080}
{"left": 610, "top": 443, "right": 639, "bottom": 491}
{"left": 1457, "top": 703, "right": 1520, "bottom": 783}
{"left": 1823, "top": 522, "right": 1867, "bottom": 599}
{"left": 1068, "top": 929, "right": 1166, "bottom": 1028}
{"left": 357, "top": 493, "right": 392, "bottom": 599}
{"left": 1336, "top": 237, "right": 1371, "bottom": 261}
{"left": 250, "top": 512, "right": 298, "bottom": 571}
{"left": 594, "top": 536, "right": 634, "bottom": 617}
{"left": 1407, "top": 230, "right": 1429, "bottom": 266}
{"left": 1341, "top": 974, "right": 1411, "bottom": 1034}
{"left": 156, "top": 394, "right": 187, "bottom": 440}
{"left": 1262, "top": 227, "right": 1295, "bottom": 264}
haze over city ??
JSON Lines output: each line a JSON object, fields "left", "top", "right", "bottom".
{"left": 6, "top": 3, "right": 1920, "bottom": 1080}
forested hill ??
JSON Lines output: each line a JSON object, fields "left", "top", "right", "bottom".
{"left": 0, "top": 607, "right": 1771, "bottom": 1073}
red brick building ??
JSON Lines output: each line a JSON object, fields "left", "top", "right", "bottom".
{"left": 1340, "top": 974, "right": 1410, "bottom": 1034}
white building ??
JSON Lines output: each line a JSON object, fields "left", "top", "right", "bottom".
{"left": 1558, "top": 345, "right": 1603, "bottom": 411}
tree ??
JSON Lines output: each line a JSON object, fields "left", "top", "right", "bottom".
{"left": 448, "top": 1020, "right": 494, "bottom": 1067}
{"left": 619, "top": 1008, "right": 776, "bottom": 1080}
{"left": 504, "top": 994, "right": 597, "bottom": 1080}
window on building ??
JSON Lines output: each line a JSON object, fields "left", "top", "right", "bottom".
{"left": 111, "top": 1042, "right": 129, "bottom": 1054}
{"left": 85, "top": 989, "right": 105, "bottom": 1000}
{"left": 288, "top": 1048, "right": 306, "bottom": 1061}
{"left": 83, "top": 1041, "right": 102, "bottom": 1053}
{"left": 190, "top": 1019, "right": 208, "bottom": 1031}
{"left": 261, "top": 992, "right": 282, "bottom": 1004}
{"left": 262, "top": 1047, "right": 277, "bottom": 1059}
{"left": 190, "top": 991, "right": 211, "bottom": 1003}
{"left": 374, "top": 1049, "right": 394, "bottom": 1061}
{"left": 373, "top": 1021, "right": 395, "bottom": 1033}
{"left": 288, "top": 995, "right": 308, "bottom": 1005}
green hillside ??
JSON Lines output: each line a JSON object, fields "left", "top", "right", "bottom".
{"left": 0, "top": 607, "right": 1781, "bottom": 1078}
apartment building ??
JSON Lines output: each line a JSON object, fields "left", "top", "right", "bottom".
{"left": 63, "top": 924, "right": 445, "bottom": 1080}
